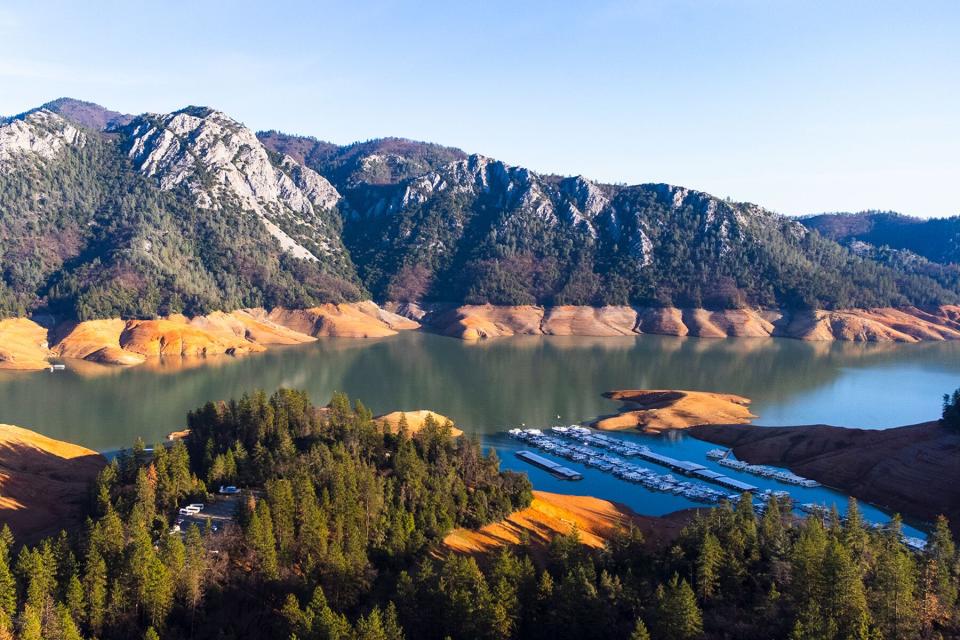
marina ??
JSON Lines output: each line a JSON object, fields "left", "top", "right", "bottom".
{"left": 509, "top": 427, "right": 752, "bottom": 505}
{"left": 506, "top": 425, "right": 929, "bottom": 544}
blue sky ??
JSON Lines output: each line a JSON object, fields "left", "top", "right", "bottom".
{"left": 1, "top": 1, "right": 957, "bottom": 217}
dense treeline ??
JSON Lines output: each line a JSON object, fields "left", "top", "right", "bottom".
{"left": 0, "top": 389, "right": 531, "bottom": 639}
{"left": 1, "top": 389, "right": 959, "bottom": 639}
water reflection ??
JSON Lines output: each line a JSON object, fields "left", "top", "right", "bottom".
{"left": 0, "top": 332, "right": 958, "bottom": 451}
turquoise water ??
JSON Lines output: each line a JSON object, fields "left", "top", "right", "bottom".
{"left": 1, "top": 331, "right": 957, "bottom": 536}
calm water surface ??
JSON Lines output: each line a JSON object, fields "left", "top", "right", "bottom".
{"left": 2, "top": 332, "right": 958, "bottom": 535}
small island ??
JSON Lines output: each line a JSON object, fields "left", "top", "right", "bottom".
{"left": 590, "top": 389, "right": 756, "bottom": 433}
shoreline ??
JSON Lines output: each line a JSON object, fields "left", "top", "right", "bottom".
{"left": 3, "top": 302, "right": 959, "bottom": 374}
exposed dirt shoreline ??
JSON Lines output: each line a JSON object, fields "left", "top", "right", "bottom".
{"left": 391, "top": 302, "right": 960, "bottom": 343}
{"left": 3, "top": 303, "right": 959, "bottom": 372}
{"left": 374, "top": 410, "right": 464, "bottom": 437}
{"left": 443, "top": 490, "right": 694, "bottom": 555}
{"left": 0, "top": 301, "right": 419, "bottom": 371}
{"left": 690, "top": 421, "right": 960, "bottom": 535}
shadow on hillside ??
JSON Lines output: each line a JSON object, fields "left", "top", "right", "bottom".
{"left": 0, "top": 440, "right": 105, "bottom": 545}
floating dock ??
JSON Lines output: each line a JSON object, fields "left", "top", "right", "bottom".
{"left": 515, "top": 450, "right": 583, "bottom": 480}
{"left": 718, "top": 457, "right": 820, "bottom": 487}
{"left": 510, "top": 428, "right": 756, "bottom": 499}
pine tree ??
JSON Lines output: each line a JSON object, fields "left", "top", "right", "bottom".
{"left": 182, "top": 524, "right": 207, "bottom": 612}
{"left": 144, "top": 626, "right": 160, "bottom": 640}
{"left": 696, "top": 532, "right": 722, "bottom": 600}
{"left": 65, "top": 573, "right": 84, "bottom": 626}
{"left": 383, "top": 601, "right": 405, "bottom": 640}
{"left": 56, "top": 604, "right": 83, "bottom": 640}
{"left": 0, "top": 539, "right": 15, "bottom": 631}
{"left": 927, "top": 515, "right": 958, "bottom": 615}
{"left": 130, "top": 466, "right": 157, "bottom": 532}
{"left": 142, "top": 545, "right": 174, "bottom": 629}
{"left": 822, "top": 539, "right": 871, "bottom": 639}
{"left": 84, "top": 548, "right": 108, "bottom": 635}
{"left": 267, "top": 478, "right": 296, "bottom": 559}
{"left": 17, "top": 543, "right": 56, "bottom": 614}
{"left": 871, "top": 517, "right": 918, "bottom": 639}
{"left": 760, "top": 495, "right": 786, "bottom": 559}
{"left": 306, "top": 586, "right": 351, "bottom": 640}
{"left": 655, "top": 574, "right": 703, "bottom": 640}
{"left": 355, "top": 606, "right": 387, "bottom": 640}
{"left": 18, "top": 605, "right": 42, "bottom": 640}
{"left": 629, "top": 618, "right": 652, "bottom": 640}
{"left": 842, "top": 498, "right": 867, "bottom": 562}
{"left": 248, "top": 499, "right": 279, "bottom": 579}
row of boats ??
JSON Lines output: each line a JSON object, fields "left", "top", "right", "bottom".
{"left": 706, "top": 449, "right": 821, "bottom": 487}
{"left": 508, "top": 427, "right": 775, "bottom": 505}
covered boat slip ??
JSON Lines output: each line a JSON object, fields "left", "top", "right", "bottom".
{"left": 514, "top": 450, "right": 583, "bottom": 480}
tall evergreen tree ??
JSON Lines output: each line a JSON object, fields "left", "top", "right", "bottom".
{"left": 696, "top": 532, "right": 722, "bottom": 600}
{"left": 655, "top": 574, "right": 703, "bottom": 640}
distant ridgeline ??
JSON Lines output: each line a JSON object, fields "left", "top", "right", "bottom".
{"left": 1, "top": 97, "right": 958, "bottom": 322}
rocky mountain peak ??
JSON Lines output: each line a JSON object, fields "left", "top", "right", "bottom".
{"left": 0, "top": 109, "right": 86, "bottom": 170}
{"left": 124, "top": 107, "right": 343, "bottom": 261}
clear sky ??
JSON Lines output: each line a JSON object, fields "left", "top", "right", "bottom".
{"left": 1, "top": 1, "right": 957, "bottom": 217}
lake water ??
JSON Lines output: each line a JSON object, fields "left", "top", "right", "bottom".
{"left": 2, "top": 331, "right": 958, "bottom": 536}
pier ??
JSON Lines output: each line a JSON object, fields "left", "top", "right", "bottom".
{"left": 515, "top": 450, "right": 583, "bottom": 480}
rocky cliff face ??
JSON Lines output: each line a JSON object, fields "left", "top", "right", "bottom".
{"left": 124, "top": 107, "right": 344, "bottom": 262}
{"left": 0, "top": 109, "right": 85, "bottom": 169}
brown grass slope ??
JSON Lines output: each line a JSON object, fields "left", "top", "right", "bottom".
{"left": 0, "top": 424, "right": 106, "bottom": 543}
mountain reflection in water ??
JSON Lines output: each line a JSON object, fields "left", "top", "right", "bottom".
{"left": 0, "top": 331, "right": 958, "bottom": 452}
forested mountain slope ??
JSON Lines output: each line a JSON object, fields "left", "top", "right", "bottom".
{"left": 801, "top": 211, "right": 960, "bottom": 266}
{"left": 330, "top": 155, "right": 957, "bottom": 309}
{"left": 1, "top": 98, "right": 958, "bottom": 323}
{"left": 0, "top": 106, "right": 362, "bottom": 320}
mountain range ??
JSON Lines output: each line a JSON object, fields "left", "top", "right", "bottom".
{"left": 1, "top": 97, "right": 958, "bottom": 322}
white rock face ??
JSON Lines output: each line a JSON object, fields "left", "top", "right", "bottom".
{"left": 126, "top": 108, "right": 342, "bottom": 261}
{"left": 396, "top": 154, "right": 559, "bottom": 224}
{"left": 0, "top": 110, "right": 85, "bottom": 170}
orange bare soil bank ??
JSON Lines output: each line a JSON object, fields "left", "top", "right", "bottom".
{"left": 0, "top": 318, "right": 53, "bottom": 370}
{"left": 374, "top": 410, "right": 464, "bottom": 437}
{"left": 398, "top": 303, "right": 960, "bottom": 342}
{"left": 443, "top": 490, "right": 691, "bottom": 554}
{"left": 0, "top": 302, "right": 419, "bottom": 372}
{"left": 592, "top": 389, "right": 755, "bottom": 433}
